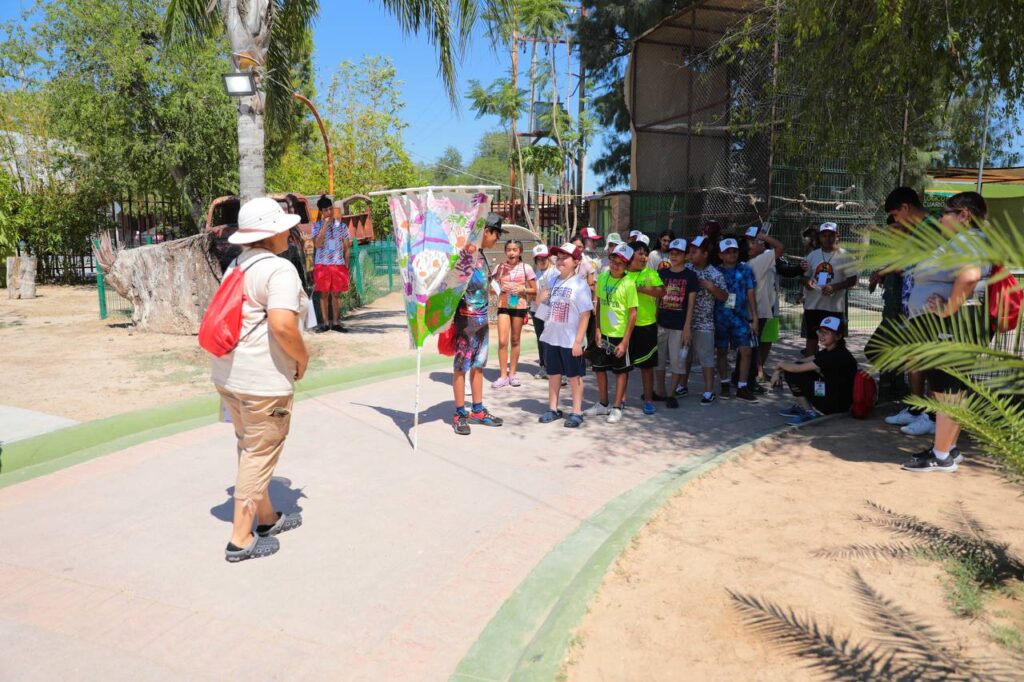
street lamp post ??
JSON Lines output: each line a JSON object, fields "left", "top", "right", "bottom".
{"left": 221, "top": 70, "right": 334, "bottom": 196}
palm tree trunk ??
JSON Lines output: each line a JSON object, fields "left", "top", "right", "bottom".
{"left": 236, "top": 95, "right": 266, "bottom": 202}
{"left": 225, "top": 0, "right": 270, "bottom": 201}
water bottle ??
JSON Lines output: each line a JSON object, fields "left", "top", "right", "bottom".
{"left": 509, "top": 293, "right": 519, "bottom": 307}
{"left": 679, "top": 345, "right": 689, "bottom": 365}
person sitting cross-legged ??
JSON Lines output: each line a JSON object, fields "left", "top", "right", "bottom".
{"left": 771, "top": 316, "right": 858, "bottom": 425}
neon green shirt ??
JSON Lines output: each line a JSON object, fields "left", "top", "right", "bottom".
{"left": 626, "top": 268, "right": 663, "bottom": 326}
{"left": 596, "top": 271, "right": 638, "bottom": 337}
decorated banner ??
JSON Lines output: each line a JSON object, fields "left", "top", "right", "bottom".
{"left": 373, "top": 186, "right": 497, "bottom": 348}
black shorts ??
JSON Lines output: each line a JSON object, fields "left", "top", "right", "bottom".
{"left": 802, "top": 309, "right": 844, "bottom": 339}
{"left": 498, "top": 307, "right": 528, "bottom": 318}
{"left": 545, "top": 345, "right": 587, "bottom": 378}
{"left": 906, "top": 306, "right": 992, "bottom": 394}
{"left": 785, "top": 371, "right": 850, "bottom": 415}
{"left": 591, "top": 336, "right": 632, "bottom": 374}
{"left": 629, "top": 323, "right": 659, "bottom": 369}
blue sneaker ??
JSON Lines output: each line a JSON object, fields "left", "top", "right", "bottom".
{"left": 779, "top": 404, "right": 804, "bottom": 418}
{"left": 787, "top": 409, "right": 820, "bottom": 425}
{"left": 643, "top": 401, "right": 656, "bottom": 415}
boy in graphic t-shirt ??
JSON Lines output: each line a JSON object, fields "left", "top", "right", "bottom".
{"left": 537, "top": 243, "right": 593, "bottom": 428}
{"left": 584, "top": 243, "right": 638, "bottom": 425}
{"left": 683, "top": 236, "right": 729, "bottom": 405}
{"left": 801, "top": 222, "right": 858, "bottom": 355}
{"left": 655, "top": 239, "right": 698, "bottom": 408}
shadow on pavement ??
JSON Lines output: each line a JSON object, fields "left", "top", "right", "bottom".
{"left": 209, "top": 476, "right": 307, "bottom": 523}
{"left": 351, "top": 400, "right": 452, "bottom": 447}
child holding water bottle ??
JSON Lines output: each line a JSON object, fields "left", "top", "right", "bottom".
{"left": 655, "top": 239, "right": 698, "bottom": 407}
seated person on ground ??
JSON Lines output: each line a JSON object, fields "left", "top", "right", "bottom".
{"left": 771, "top": 316, "right": 858, "bottom": 424}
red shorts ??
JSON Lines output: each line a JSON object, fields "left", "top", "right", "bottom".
{"left": 313, "top": 264, "right": 350, "bottom": 293}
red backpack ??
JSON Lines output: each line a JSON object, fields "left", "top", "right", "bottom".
{"left": 851, "top": 370, "right": 877, "bottom": 419}
{"left": 988, "top": 265, "right": 1022, "bottom": 333}
{"left": 198, "top": 256, "right": 274, "bottom": 357}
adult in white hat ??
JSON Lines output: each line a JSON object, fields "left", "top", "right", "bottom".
{"left": 213, "top": 196, "right": 310, "bottom": 563}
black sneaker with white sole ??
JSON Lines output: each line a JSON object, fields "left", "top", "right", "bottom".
{"left": 700, "top": 393, "right": 716, "bottom": 406}
{"left": 901, "top": 452, "right": 957, "bottom": 473}
{"left": 905, "top": 446, "right": 963, "bottom": 467}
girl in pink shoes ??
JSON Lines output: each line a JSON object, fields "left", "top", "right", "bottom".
{"left": 491, "top": 239, "right": 537, "bottom": 388}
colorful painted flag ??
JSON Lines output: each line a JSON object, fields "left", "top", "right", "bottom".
{"left": 377, "top": 186, "right": 495, "bottom": 348}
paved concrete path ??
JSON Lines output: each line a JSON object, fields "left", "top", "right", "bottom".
{"left": 0, "top": 356, "right": 797, "bottom": 681}
{"left": 0, "top": 405, "right": 78, "bottom": 444}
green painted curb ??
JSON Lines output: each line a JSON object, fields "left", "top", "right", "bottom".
{"left": 0, "top": 335, "right": 539, "bottom": 489}
{"left": 0, "top": 349, "right": 458, "bottom": 489}
{"left": 450, "top": 425, "right": 787, "bottom": 682}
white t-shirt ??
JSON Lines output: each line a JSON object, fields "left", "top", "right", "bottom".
{"left": 539, "top": 274, "right": 594, "bottom": 349}
{"left": 747, "top": 250, "right": 778, "bottom": 319}
{"left": 210, "top": 248, "right": 308, "bottom": 396}
{"left": 802, "top": 247, "right": 857, "bottom": 313}
{"left": 532, "top": 267, "right": 559, "bottom": 320}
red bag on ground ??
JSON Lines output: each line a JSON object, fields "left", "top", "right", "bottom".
{"left": 437, "top": 324, "right": 457, "bottom": 356}
{"left": 851, "top": 370, "right": 877, "bottom": 419}
{"left": 198, "top": 256, "right": 273, "bottom": 357}
{"left": 988, "top": 265, "right": 1022, "bottom": 333}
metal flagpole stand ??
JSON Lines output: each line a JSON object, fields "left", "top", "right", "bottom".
{"left": 413, "top": 347, "right": 421, "bottom": 450}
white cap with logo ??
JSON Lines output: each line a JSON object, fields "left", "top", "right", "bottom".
{"left": 611, "top": 243, "right": 634, "bottom": 262}
{"left": 719, "top": 238, "right": 739, "bottom": 251}
{"left": 668, "top": 238, "right": 688, "bottom": 252}
{"left": 818, "top": 316, "right": 842, "bottom": 332}
{"left": 532, "top": 244, "right": 550, "bottom": 258}
{"left": 819, "top": 221, "right": 838, "bottom": 233}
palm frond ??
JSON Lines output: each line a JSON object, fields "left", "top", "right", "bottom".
{"left": 813, "top": 543, "right": 920, "bottom": 561}
{"left": 849, "top": 570, "right": 988, "bottom": 681}
{"left": 164, "top": 0, "right": 223, "bottom": 43}
{"left": 379, "top": 0, "right": 483, "bottom": 106}
{"left": 728, "top": 590, "right": 897, "bottom": 680}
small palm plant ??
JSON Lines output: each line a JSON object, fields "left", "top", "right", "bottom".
{"left": 858, "top": 214, "right": 1024, "bottom": 472}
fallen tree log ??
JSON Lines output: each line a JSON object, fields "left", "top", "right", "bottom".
{"left": 93, "top": 232, "right": 223, "bottom": 334}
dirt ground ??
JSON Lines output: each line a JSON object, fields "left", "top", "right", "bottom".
{"left": 0, "top": 286, "right": 416, "bottom": 421}
{"left": 564, "top": 419, "right": 1024, "bottom": 681}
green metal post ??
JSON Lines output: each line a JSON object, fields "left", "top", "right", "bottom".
{"left": 94, "top": 239, "right": 108, "bottom": 320}
{"left": 351, "top": 239, "right": 363, "bottom": 299}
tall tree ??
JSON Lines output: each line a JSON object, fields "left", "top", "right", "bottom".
{"left": 165, "top": 0, "right": 480, "bottom": 201}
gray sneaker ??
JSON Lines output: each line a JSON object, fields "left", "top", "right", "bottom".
{"left": 256, "top": 512, "right": 303, "bottom": 537}
{"left": 225, "top": 534, "right": 280, "bottom": 563}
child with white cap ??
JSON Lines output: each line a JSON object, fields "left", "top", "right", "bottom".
{"left": 600, "top": 233, "right": 623, "bottom": 273}
{"left": 585, "top": 243, "right": 639, "bottom": 423}
{"left": 683, "top": 235, "right": 728, "bottom": 405}
{"left": 537, "top": 243, "right": 594, "bottom": 427}
{"left": 625, "top": 238, "right": 665, "bottom": 415}
{"left": 530, "top": 244, "right": 556, "bottom": 379}
{"left": 714, "top": 237, "right": 759, "bottom": 402}
{"left": 801, "top": 222, "right": 858, "bottom": 356}
{"left": 655, "top": 238, "right": 698, "bottom": 407}
{"left": 772, "top": 315, "right": 858, "bottom": 425}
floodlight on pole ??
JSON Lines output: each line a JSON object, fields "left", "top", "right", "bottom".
{"left": 221, "top": 71, "right": 257, "bottom": 97}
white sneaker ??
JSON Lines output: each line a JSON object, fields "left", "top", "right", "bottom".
{"left": 584, "top": 402, "right": 610, "bottom": 417}
{"left": 607, "top": 407, "right": 623, "bottom": 424}
{"left": 901, "top": 413, "right": 936, "bottom": 436}
{"left": 885, "top": 407, "right": 917, "bottom": 426}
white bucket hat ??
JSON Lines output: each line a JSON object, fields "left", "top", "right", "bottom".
{"left": 229, "top": 197, "right": 302, "bottom": 245}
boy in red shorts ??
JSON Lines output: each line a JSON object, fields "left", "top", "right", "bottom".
{"left": 312, "top": 196, "right": 352, "bottom": 332}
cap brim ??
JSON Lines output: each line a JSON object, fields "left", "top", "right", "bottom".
{"left": 227, "top": 213, "right": 301, "bottom": 244}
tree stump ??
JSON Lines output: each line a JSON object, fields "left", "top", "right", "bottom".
{"left": 93, "top": 232, "right": 222, "bottom": 334}
{"left": 6, "top": 256, "right": 37, "bottom": 299}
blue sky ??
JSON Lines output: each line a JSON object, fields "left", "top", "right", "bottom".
{"left": 0, "top": 0, "right": 608, "bottom": 193}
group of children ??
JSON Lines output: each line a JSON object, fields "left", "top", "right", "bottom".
{"left": 452, "top": 218, "right": 860, "bottom": 433}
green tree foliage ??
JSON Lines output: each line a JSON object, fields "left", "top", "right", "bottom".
{"left": 0, "top": 0, "right": 240, "bottom": 227}
{"left": 268, "top": 56, "right": 420, "bottom": 235}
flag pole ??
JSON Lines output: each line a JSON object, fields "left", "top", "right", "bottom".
{"left": 413, "top": 346, "right": 421, "bottom": 451}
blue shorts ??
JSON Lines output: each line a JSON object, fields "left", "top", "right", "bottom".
{"left": 714, "top": 313, "right": 756, "bottom": 350}
{"left": 453, "top": 317, "right": 489, "bottom": 373}
{"left": 544, "top": 345, "right": 587, "bottom": 378}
